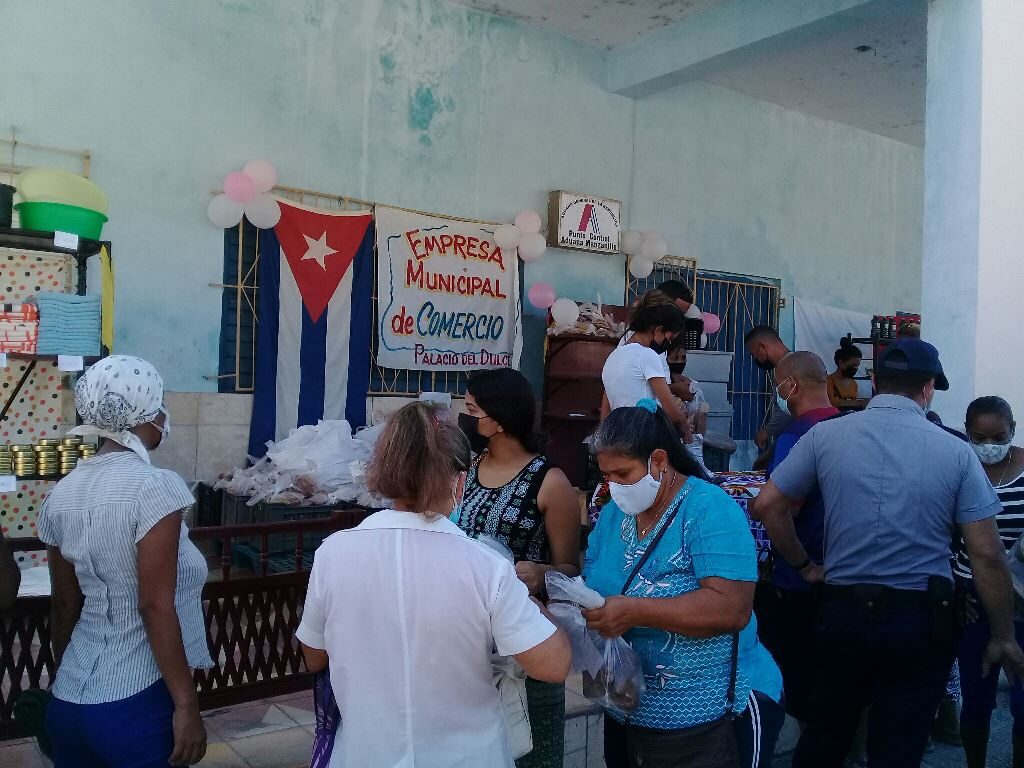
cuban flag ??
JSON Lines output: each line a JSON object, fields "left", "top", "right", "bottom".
{"left": 248, "top": 200, "right": 374, "bottom": 457}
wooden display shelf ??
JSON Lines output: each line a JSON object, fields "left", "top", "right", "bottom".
{"left": 1, "top": 474, "right": 68, "bottom": 482}
{"left": 4, "top": 352, "right": 100, "bottom": 364}
{"left": 543, "top": 411, "right": 599, "bottom": 422}
{"left": 547, "top": 332, "right": 619, "bottom": 344}
{"left": 545, "top": 372, "right": 604, "bottom": 383}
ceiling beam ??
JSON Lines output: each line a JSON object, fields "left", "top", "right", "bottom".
{"left": 607, "top": 0, "right": 903, "bottom": 97}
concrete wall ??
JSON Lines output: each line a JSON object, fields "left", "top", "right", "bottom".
{"left": 0, "top": 0, "right": 634, "bottom": 392}
{"left": 631, "top": 81, "right": 924, "bottom": 340}
{"left": 0, "top": 1, "right": 926, "bottom": 401}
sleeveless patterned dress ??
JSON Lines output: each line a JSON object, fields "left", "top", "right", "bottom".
{"left": 453, "top": 451, "right": 565, "bottom": 768}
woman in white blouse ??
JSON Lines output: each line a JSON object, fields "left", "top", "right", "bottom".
{"left": 297, "top": 402, "right": 571, "bottom": 768}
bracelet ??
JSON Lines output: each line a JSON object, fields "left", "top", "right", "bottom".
{"left": 791, "top": 557, "right": 812, "bottom": 572}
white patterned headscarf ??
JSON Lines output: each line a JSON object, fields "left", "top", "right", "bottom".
{"left": 68, "top": 355, "right": 165, "bottom": 464}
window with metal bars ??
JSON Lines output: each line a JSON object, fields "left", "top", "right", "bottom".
{"left": 216, "top": 209, "right": 471, "bottom": 397}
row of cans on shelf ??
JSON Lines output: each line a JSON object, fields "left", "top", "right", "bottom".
{"left": 0, "top": 437, "right": 97, "bottom": 477}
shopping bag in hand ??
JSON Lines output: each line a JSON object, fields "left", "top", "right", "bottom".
{"left": 545, "top": 572, "right": 646, "bottom": 715}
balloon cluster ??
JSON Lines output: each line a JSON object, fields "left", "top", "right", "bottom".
{"left": 494, "top": 210, "right": 547, "bottom": 264}
{"left": 207, "top": 160, "right": 281, "bottom": 229}
{"left": 621, "top": 230, "right": 668, "bottom": 279}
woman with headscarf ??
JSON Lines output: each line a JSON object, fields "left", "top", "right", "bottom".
{"left": 38, "top": 356, "right": 212, "bottom": 767}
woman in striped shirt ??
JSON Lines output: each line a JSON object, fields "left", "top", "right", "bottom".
{"left": 955, "top": 396, "right": 1024, "bottom": 768}
{"left": 38, "top": 357, "right": 212, "bottom": 767}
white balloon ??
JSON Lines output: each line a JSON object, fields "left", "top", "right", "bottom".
{"left": 640, "top": 236, "right": 668, "bottom": 262}
{"left": 208, "top": 193, "right": 244, "bottom": 228}
{"left": 550, "top": 298, "right": 580, "bottom": 327}
{"left": 518, "top": 232, "right": 547, "bottom": 262}
{"left": 494, "top": 224, "right": 522, "bottom": 251}
{"left": 242, "top": 159, "right": 278, "bottom": 194}
{"left": 700, "top": 333, "right": 709, "bottom": 349}
{"left": 244, "top": 193, "right": 282, "bottom": 229}
{"left": 515, "top": 210, "right": 543, "bottom": 234}
{"left": 629, "top": 257, "right": 654, "bottom": 279}
{"left": 621, "top": 230, "right": 643, "bottom": 256}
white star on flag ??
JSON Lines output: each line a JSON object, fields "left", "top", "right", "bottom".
{"left": 301, "top": 231, "right": 338, "bottom": 270}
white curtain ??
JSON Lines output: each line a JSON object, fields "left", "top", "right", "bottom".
{"left": 794, "top": 298, "right": 873, "bottom": 398}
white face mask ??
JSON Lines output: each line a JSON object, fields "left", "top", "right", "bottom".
{"left": 609, "top": 457, "right": 664, "bottom": 518}
{"left": 972, "top": 441, "right": 1012, "bottom": 466}
{"left": 775, "top": 378, "right": 794, "bottom": 417}
{"left": 149, "top": 407, "right": 172, "bottom": 448}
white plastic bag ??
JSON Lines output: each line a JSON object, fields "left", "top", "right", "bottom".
{"left": 544, "top": 572, "right": 646, "bottom": 715}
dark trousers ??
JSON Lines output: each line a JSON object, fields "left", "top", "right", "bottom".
{"left": 958, "top": 584, "right": 1024, "bottom": 738}
{"left": 793, "top": 591, "right": 956, "bottom": 768}
{"left": 734, "top": 691, "right": 787, "bottom": 768}
{"left": 47, "top": 679, "right": 175, "bottom": 768}
{"left": 605, "top": 713, "right": 740, "bottom": 768}
{"left": 755, "top": 584, "right": 819, "bottom": 722}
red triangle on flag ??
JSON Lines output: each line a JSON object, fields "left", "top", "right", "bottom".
{"left": 274, "top": 201, "right": 373, "bottom": 323}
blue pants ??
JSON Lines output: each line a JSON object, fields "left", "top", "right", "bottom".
{"left": 47, "top": 679, "right": 175, "bottom": 768}
{"left": 793, "top": 592, "right": 956, "bottom": 768}
{"left": 957, "top": 588, "right": 1024, "bottom": 737}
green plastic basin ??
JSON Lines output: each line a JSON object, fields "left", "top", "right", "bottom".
{"left": 14, "top": 201, "right": 107, "bottom": 240}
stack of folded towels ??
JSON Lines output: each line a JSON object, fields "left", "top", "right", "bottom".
{"left": 29, "top": 293, "right": 101, "bottom": 357}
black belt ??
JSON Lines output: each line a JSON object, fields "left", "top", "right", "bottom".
{"left": 824, "top": 583, "right": 931, "bottom": 610}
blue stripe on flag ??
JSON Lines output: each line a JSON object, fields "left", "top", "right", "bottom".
{"left": 297, "top": 306, "right": 327, "bottom": 427}
{"left": 248, "top": 228, "right": 281, "bottom": 457}
{"left": 345, "top": 224, "right": 374, "bottom": 428}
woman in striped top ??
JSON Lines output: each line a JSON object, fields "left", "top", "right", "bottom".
{"left": 38, "top": 357, "right": 212, "bottom": 767}
{"left": 955, "top": 396, "right": 1024, "bottom": 768}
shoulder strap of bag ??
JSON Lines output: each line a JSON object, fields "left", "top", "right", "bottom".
{"left": 620, "top": 485, "right": 691, "bottom": 595}
{"left": 726, "top": 631, "right": 739, "bottom": 717}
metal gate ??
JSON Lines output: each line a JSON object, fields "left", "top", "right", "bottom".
{"left": 215, "top": 184, "right": 473, "bottom": 397}
{"left": 694, "top": 270, "right": 782, "bottom": 442}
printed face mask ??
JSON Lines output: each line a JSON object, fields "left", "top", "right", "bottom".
{"left": 972, "top": 441, "right": 1012, "bottom": 466}
{"left": 608, "top": 457, "right": 663, "bottom": 517}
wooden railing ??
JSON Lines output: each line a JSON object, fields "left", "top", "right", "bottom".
{"left": 0, "top": 507, "right": 374, "bottom": 739}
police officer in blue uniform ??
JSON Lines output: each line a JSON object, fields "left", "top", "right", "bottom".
{"left": 755, "top": 339, "right": 1024, "bottom": 768}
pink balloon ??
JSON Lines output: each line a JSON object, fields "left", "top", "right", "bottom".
{"left": 224, "top": 171, "right": 256, "bottom": 203}
{"left": 527, "top": 282, "right": 556, "bottom": 310}
{"left": 702, "top": 312, "right": 721, "bottom": 334}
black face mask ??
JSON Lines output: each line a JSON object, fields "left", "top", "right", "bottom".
{"left": 458, "top": 412, "right": 491, "bottom": 454}
{"left": 650, "top": 339, "right": 673, "bottom": 355}
{"left": 754, "top": 356, "right": 775, "bottom": 371}
{"left": 668, "top": 362, "right": 686, "bottom": 376}
{"left": 843, "top": 366, "right": 860, "bottom": 378}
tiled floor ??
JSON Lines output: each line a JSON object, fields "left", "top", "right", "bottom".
{"left": 1, "top": 682, "right": 605, "bottom": 768}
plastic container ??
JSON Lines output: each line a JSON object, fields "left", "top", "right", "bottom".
{"left": 16, "top": 168, "right": 108, "bottom": 213}
{"left": 0, "top": 184, "right": 13, "bottom": 228}
{"left": 14, "top": 201, "right": 107, "bottom": 239}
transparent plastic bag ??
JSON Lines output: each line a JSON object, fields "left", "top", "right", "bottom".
{"left": 544, "top": 572, "right": 646, "bottom": 714}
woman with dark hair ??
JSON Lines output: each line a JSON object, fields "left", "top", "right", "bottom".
{"left": 601, "top": 293, "right": 689, "bottom": 435}
{"left": 297, "top": 402, "right": 570, "bottom": 767}
{"left": 955, "top": 396, "right": 1024, "bottom": 768}
{"left": 454, "top": 367, "right": 581, "bottom": 768}
{"left": 827, "top": 339, "right": 863, "bottom": 409}
{"left": 583, "top": 400, "right": 783, "bottom": 768}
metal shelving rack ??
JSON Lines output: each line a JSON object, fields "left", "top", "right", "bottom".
{"left": 0, "top": 226, "right": 108, "bottom": 480}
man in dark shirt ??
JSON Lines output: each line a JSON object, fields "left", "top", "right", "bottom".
{"left": 750, "top": 351, "right": 839, "bottom": 726}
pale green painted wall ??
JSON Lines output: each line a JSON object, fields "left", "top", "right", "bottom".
{"left": 632, "top": 81, "right": 924, "bottom": 342}
{"left": 0, "top": 1, "right": 924, "bottom": 391}
{"left": 0, "top": 0, "right": 634, "bottom": 390}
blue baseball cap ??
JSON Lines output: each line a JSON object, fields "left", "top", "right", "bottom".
{"left": 876, "top": 339, "right": 949, "bottom": 391}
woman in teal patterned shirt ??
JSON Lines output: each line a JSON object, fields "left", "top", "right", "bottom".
{"left": 583, "top": 400, "right": 783, "bottom": 768}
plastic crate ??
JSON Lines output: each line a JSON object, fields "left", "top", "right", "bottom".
{"left": 703, "top": 445, "right": 731, "bottom": 473}
{"left": 232, "top": 543, "right": 315, "bottom": 574}
{"left": 193, "top": 483, "right": 223, "bottom": 527}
